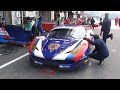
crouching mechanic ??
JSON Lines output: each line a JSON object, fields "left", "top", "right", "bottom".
{"left": 84, "top": 34, "right": 109, "bottom": 65}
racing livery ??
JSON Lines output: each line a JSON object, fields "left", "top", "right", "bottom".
{"left": 29, "top": 25, "right": 94, "bottom": 70}
{"left": 0, "top": 26, "right": 11, "bottom": 43}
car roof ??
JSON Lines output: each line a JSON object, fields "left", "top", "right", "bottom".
{"left": 52, "top": 25, "right": 85, "bottom": 30}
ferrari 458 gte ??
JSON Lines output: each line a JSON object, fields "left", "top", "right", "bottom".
{"left": 29, "top": 25, "right": 94, "bottom": 70}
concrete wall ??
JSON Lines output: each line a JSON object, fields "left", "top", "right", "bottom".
{"left": 2, "top": 11, "right": 69, "bottom": 25}
{"left": 4, "top": 11, "right": 12, "bottom": 25}
{"left": 0, "top": 11, "right": 3, "bottom": 17}
{"left": 51, "top": 11, "right": 54, "bottom": 22}
{"left": 39, "top": 11, "right": 69, "bottom": 22}
{"left": 11, "top": 11, "right": 22, "bottom": 25}
{"left": 39, "top": 11, "right": 51, "bottom": 22}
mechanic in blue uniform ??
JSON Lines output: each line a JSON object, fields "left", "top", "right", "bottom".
{"left": 84, "top": 34, "right": 109, "bottom": 65}
{"left": 37, "top": 15, "right": 46, "bottom": 36}
{"left": 100, "top": 13, "right": 113, "bottom": 44}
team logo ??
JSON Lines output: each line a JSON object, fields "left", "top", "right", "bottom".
{"left": 48, "top": 43, "right": 61, "bottom": 52}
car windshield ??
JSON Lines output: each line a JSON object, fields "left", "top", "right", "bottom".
{"left": 69, "top": 29, "right": 86, "bottom": 39}
{"left": 47, "top": 28, "right": 86, "bottom": 40}
{"left": 47, "top": 28, "right": 72, "bottom": 39}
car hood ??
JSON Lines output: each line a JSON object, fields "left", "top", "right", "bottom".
{"left": 41, "top": 38, "right": 78, "bottom": 59}
{"left": 32, "top": 37, "right": 89, "bottom": 61}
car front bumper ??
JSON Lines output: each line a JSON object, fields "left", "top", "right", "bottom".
{"left": 29, "top": 55, "right": 89, "bottom": 70}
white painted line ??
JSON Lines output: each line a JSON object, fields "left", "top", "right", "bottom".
{"left": 0, "top": 53, "right": 29, "bottom": 70}
{"left": 112, "top": 50, "right": 116, "bottom": 52}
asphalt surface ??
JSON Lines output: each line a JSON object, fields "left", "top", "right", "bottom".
{"left": 0, "top": 26, "right": 120, "bottom": 79}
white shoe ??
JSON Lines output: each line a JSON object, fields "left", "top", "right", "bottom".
{"left": 99, "top": 59, "right": 106, "bottom": 65}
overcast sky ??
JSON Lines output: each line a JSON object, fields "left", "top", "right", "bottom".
{"left": 87, "top": 11, "right": 120, "bottom": 13}
{"left": 86, "top": 11, "right": 120, "bottom": 14}
{"left": 85, "top": 11, "right": 120, "bottom": 18}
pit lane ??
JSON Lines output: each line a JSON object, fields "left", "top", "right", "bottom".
{"left": 0, "top": 26, "right": 120, "bottom": 79}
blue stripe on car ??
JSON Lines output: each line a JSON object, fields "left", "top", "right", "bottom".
{"left": 65, "top": 54, "right": 75, "bottom": 61}
{"left": 35, "top": 39, "right": 39, "bottom": 45}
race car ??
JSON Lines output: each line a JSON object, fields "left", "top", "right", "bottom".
{"left": 29, "top": 25, "right": 94, "bottom": 70}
